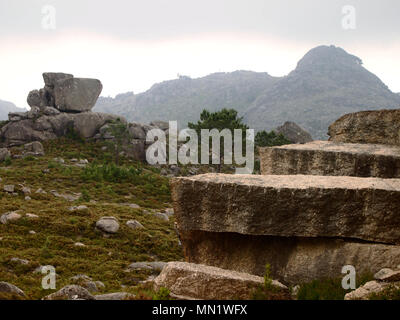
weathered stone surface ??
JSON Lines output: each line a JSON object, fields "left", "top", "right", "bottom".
{"left": 73, "top": 112, "right": 123, "bottom": 138}
{"left": 42, "top": 285, "right": 95, "bottom": 300}
{"left": 179, "top": 230, "right": 400, "bottom": 285}
{"left": 149, "top": 121, "right": 169, "bottom": 131}
{"left": 42, "top": 72, "right": 73, "bottom": 88}
{"left": 374, "top": 268, "right": 400, "bottom": 282}
{"left": 154, "top": 262, "right": 287, "bottom": 300}
{"left": 344, "top": 280, "right": 392, "bottom": 300}
{"left": 329, "top": 109, "right": 400, "bottom": 146}
{"left": 54, "top": 78, "right": 102, "bottom": 112}
{"left": 27, "top": 90, "right": 42, "bottom": 108}
{"left": 171, "top": 174, "right": 400, "bottom": 244}
{"left": 260, "top": 141, "right": 400, "bottom": 178}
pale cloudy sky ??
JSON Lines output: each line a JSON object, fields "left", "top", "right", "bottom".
{"left": 0, "top": 0, "right": 399, "bottom": 108}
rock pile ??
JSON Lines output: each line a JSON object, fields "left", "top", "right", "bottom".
{"left": 0, "top": 72, "right": 172, "bottom": 161}
{"left": 171, "top": 109, "right": 400, "bottom": 286}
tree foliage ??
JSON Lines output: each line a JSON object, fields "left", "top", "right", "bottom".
{"left": 255, "top": 130, "right": 292, "bottom": 147}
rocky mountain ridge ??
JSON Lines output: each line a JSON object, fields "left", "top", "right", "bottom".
{"left": 94, "top": 45, "right": 400, "bottom": 140}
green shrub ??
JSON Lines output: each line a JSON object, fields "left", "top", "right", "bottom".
{"left": 153, "top": 287, "right": 171, "bottom": 300}
{"left": 81, "top": 163, "right": 142, "bottom": 183}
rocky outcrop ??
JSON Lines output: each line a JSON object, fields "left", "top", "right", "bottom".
{"left": 259, "top": 141, "right": 400, "bottom": 178}
{"left": 171, "top": 174, "right": 400, "bottom": 244}
{"left": 154, "top": 262, "right": 287, "bottom": 300}
{"left": 328, "top": 109, "right": 400, "bottom": 146}
{"left": 275, "top": 121, "right": 313, "bottom": 144}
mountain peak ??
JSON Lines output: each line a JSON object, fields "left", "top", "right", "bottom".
{"left": 295, "top": 45, "right": 363, "bottom": 72}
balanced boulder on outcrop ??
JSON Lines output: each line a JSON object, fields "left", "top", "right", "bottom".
{"left": 259, "top": 141, "right": 400, "bottom": 178}
{"left": 54, "top": 78, "right": 103, "bottom": 112}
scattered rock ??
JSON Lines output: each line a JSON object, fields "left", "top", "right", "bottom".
{"left": 69, "top": 205, "right": 88, "bottom": 212}
{"left": 1, "top": 211, "right": 22, "bottom": 224}
{"left": 0, "top": 148, "right": 11, "bottom": 161}
{"left": 344, "top": 280, "right": 392, "bottom": 300}
{"left": 154, "top": 262, "right": 287, "bottom": 300}
{"left": 3, "top": 185, "right": 15, "bottom": 193}
{"left": 51, "top": 190, "right": 81, "bottom": 202}
{"left": 374, "top": 268, "right": 400, "bottom": 282}
{"left": 10, "top": 257, "right": 29, "bottom": 265}
{"left": 21, "top": 186, "right": 31, "bottom": 194}
{"left": 24, "top": 141, "right": 45, "bottom": 156}
{"left": 74, "top": 242, "right": 86, "bottom": 247}
{"left": 26, "top": 213, "right": 39, "bottom": 219}
{"left": 29, "top": 230, "right": 36, "bottom": 235}
{"left": 0, "top": 282, "right": 25, "bottom": 297}
{"left": 126, "top": 261, "right": 166, "bottom": 273}
{"left": 96, "top": 217, "right": 119, "bottom": 234}
{"left": 35, "top": 188, "right": 47, "bottom": 194}
{"left": 24, "top": 196, "right": 31, "bottom": 201}
{"left": 94, "top": 292, "right": 135, "bottom": 300}
{"left": 42, "top": 285, "right": 95, "bottom": 300}
{"left": 153, "top": 212, "right": 169, "bottom": 222}
{"left": 126, "top": 220, "right": 145, "bottom": 230}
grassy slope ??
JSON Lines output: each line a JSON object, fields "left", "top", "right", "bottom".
{"left": 0, "top": 138, "right": 183, "bottom": 299}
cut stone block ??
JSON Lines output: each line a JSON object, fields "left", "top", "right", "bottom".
{"left": 259, "top": 141, "right": 400, "bottom": 178}
{"left": 178, "top": 230, "right": 400, "bottom": 285}
{"left": 171, "top": 174, "right": 400, "bottom": 244}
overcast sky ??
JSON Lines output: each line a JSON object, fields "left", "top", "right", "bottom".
{"left": 0, "top": 0, "right": 399, "bottom": 108}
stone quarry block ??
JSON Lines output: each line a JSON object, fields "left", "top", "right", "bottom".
{"left": 259, "top": 141, "right": 400, "bottom": 178}
{"left": 328, "top": 109, "right": 400, "bottom": 146}
{"left": 171, "top": 174, "right": 400, "bottom": 244}
{"left": 54, "top": 78, "right": 103, "bottom": 112}
{"left": 179, "top": 230, "right": 400, "bottom": 285}
{"left": 154, "top": 261, "right": 287, "bottom": 300}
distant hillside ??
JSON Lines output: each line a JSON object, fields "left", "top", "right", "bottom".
{"left": 94, "top": 46, "right": 400, "bottom": 139}
{"left": 244, "top": 45, "right": 400, "bottom": 139}
{"left": 0, "top": 99, "right": 26, "bottom": 120}
{"left": 94, "top": 71, "right": 279, "bottom": 127}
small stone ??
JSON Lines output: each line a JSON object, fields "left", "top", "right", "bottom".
{"left": 126, "top": 261, "right": 166, "bottom": 273}
{"left": 126, "top": 220, "right": 145, "bottom": 230}
{"left": 95, "top": 292, "right": 135, "bottom": 300}
{"left": 21, "top": 186, "right": 31, "bottom": 194}
{"left": 42, "top": 285, "right": 95, "bottom": 300}
{"left": 0, "top": 282, "right": 26, "bottom": 297}
{"left": 25, "top": 196, "right": 31, "bottom": 201}
{"left": 74, "top": 242, "right": 86, "bottom": 247}
{"left": 153, "top": 212, "right": 169, "bottom": 222}
{"left": 29, "top": 230, "right": 36, "bottom": 235}
{"left": 1, "top": 211, "right": 22, "bottom": 224}
{"left": 26, "top": 213, "right": 39, "bottom": 219}
{"left": 35, "top": 188, "right": 47, "bottom": 194}
{"left": 3, "top": 185, "right": 15, "bottom": 193}
{"left": 164, "top": 208, "right": 174, "bottom": 216}
{"left": 96, "top": 216, "right": 120, "bottom": 234}
{"left": 69, "top": 205, "right": 88, "bottom": 212}
{"left": 10, "top": 257, "right": 29, "bottom": 265}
